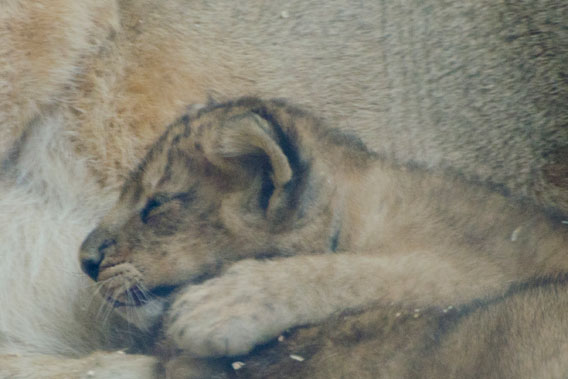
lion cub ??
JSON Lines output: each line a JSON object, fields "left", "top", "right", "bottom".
{"left": 80, "top": 98, "right": 568, "bottom": 360}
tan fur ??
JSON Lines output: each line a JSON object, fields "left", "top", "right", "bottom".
{"left": 80, "top": 99, "right": 568, "bottom": 377}
{"left": 1, "top": 1, "right": 567, "bottom": 377}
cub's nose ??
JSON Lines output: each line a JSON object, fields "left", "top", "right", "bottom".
{"left": 79, "top": 228, "right": 115, "bottom": 281}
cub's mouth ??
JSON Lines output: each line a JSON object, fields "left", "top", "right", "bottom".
{"left": 96, "top": 261, "right": 221, "bottom": 308}
{"left": 96, "top": 262, "right": 179, "bottom": 308}
{"left": 106, "top": 284, "right": 179, "bottom": 308}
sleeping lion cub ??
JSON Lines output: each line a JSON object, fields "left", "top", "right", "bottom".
{"left": 80, "top": 98, "right": 568, "bottom": 373}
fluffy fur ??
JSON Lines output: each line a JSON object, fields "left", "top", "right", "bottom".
{"left": 81, "top": 98, "right": 568, "bottom": 377}
{"left": 0, "top": 1, "right": 566, "bottom": 378}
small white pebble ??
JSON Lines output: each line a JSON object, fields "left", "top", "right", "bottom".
{"left": 413, "top": 313, "right": 420, "bottom": 318}
{"left": 290, "top": 354, "right": 305, "bottom": 362}
{"left": 414, "top": 308, "right": 420, "bottom": 313}
{"left": 447, "top": 305, "right": 454, "bottom": 310}
{"left": 562, "top": 220, "right": 568, "bottom": 225}
{"left": 115, "top": 350, "right": 125, "bottom": 355}
{"left": 231, "top": 361, "right": 246, "bottom": 370}
{"left": 280, "top": 10, "right": 289, "bottom": 18}
{"left": 510, "top": 226, "right": 522, "bottom": 242}
{"left": 278, "top": 335, "right": 285, "bottom": 342}
{"left": 86, "top": 370, "right": 95, "bottom": 378}
{"left": 395, "top": 312, "right": 402, "bottom": 318}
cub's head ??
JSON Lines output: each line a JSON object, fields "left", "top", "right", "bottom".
{"left": 79, "top": 98, "right": 336, "bottom": 327}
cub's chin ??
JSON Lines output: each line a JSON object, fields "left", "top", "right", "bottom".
{"left": 113, "top": 297, "right": 168, "bottom": 331}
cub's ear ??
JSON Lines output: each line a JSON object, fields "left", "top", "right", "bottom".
{"left": 219, "top": 113, "right": 293, "bottom": 187}
{"left": 215, "top": 112, "right": 301, "bottom": 223}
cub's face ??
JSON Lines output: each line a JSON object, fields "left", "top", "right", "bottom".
{"left": 79, "top": 98, "right": 330, "bottom": 327}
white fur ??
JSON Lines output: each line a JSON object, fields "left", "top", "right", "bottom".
{"left": 0, "top": 113, "right": 118, "bottom": 355}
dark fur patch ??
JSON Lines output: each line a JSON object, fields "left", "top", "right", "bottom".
{"left": 251, "top": 105, "right": 311, "bottom": 219}
{"left": 543, "top": 146, "right": 568, "bottom": 189}
{"left": 259, "top": 160, "right": 275, "bottom": 211}
{"left": 428, "top": 273, "right": 568, "bottom": 349}
{"left": 330, "top": 229, "right": 340, "bottom": 252}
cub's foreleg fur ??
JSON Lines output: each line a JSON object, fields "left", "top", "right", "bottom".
{"left": 166, "top": 252, "right": 510, "bottom": 357}
{"left": 166, "top": 231, "right": 564, "bottom": 359}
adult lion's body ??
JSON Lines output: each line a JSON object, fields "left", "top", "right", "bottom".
{"left": 0, "top": 1, "right": 566, "bottom": 378}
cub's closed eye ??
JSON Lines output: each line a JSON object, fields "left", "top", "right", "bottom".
{"left": 171, "top": 189, "right": 196, "bottom": 205}
{"left": 140, "top": 196, "right": 166, "bottom": 224}
{"left": 140, "top": 189, "right": 196, "bottom": 224}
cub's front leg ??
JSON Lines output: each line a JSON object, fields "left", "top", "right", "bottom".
{"left": 165, "top": 251, "right": 509, "bottom": 358}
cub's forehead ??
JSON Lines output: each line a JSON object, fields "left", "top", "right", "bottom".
{"left": 119, "top": 125, "right": 192, "bottom": 205}
{"left": 118, "top": 105, "right": 221, "bottom": 205}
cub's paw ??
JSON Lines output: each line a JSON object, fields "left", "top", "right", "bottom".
{"left": 165, "top": 260, "right": 293, "bottom": 357}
